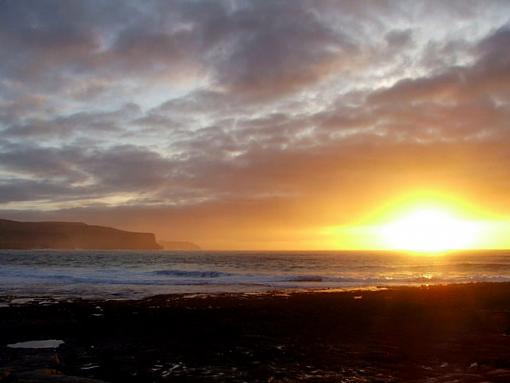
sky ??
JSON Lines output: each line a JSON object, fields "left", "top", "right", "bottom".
{"left": 1, "top": 0, "right": 510, "bottom": 249}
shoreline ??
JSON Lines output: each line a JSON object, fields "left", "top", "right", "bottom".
{"left": 2, "top": 282, "right": 510, "bottom": 382}
{"left": 0, "top": 284, "right": 385, "bottom": 306}
{"left": 0, "top": 280, "right": 506, "bottom": 305}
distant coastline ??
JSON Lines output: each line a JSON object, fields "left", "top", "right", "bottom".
{"left": 158, "top": 240, "right": 201, "bottom": 250}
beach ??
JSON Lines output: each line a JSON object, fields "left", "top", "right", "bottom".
{"left": 2, "top": 283, "right": 510, "bottom": 382}
{"left": 2, "top": 1, "right": 510, "bottom": 381}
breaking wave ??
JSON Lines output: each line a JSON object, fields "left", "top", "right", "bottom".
{"left": 1, "top": 249, "right": 510, "bottom": 299}
{"left": 152, "top": 269, "right": 232, "bottom": 278}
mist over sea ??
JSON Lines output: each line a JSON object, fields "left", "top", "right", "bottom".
{"left": 1, "top": 250, "right": 510, "bottom": 300}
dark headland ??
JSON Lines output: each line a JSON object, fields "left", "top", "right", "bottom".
{"left": 1, "top": 283, "right": 510, "bottom": 382}
{"left": 0, "top": 219, "right": 161, "bottom": 250}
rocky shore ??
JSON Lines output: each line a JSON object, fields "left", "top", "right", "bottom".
{"left": 1, "top": 283, "right": 510, "bottom": 382}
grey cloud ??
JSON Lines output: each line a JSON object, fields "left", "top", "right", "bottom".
{"left": 208, "top": 2, "right": 359, "bottom": 99}
{"left": 79, "top": 145, "right": 174, "bottom": 191}
{"left": 1, "top": 0, "right": 510, "bottom": 219}
{"left": 385, "top": 29, "right": 413, "bottom": 49}
{"left": 0, "top": 1, "right": 386, "bottom": 104}
{"left": 326, "top": 25, "right": 507, "bottom": 143}
{"left": 155, "top": 90, "right": 242, "bottom": 115}
{"left": 0, "top": 179, "right": 75, "bottom": 203}
{"left": 3, "top": 103, "right": 141, "bottom": 139}
{"left": 0, "top": 145, "right": 87, "bottom": 181}
{"left": 0, "top": 143, "right": 172, "bottom": 201}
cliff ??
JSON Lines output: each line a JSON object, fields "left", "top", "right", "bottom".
{"left": 159, "top": 240, "right": 201, "bottom": 250}
{"left": 0, "top": 219, "right": 161, "bottom": 250}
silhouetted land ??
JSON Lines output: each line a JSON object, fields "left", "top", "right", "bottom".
{"left": 0, "top": 219, "right": 160, "bottom": 250}
{"left": 1, "top": 283, "right": 510, "bottom": 382}
{"left": 158, "top": 240, "right": 201, "bottom": 250}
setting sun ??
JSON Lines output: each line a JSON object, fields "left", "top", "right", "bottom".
{"left": 377, "top": 208, "right": 480, "bottom": 252}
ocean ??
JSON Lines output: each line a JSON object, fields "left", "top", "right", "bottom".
{"left": 1, "top": 250, "right": 510, "bottom": 300}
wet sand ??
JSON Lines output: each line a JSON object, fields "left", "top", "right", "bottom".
{"left": 1, "top": 283, "right": 510, "bottom": 382}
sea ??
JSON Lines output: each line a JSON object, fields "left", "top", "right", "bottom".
{"left": 1, "top": 250, "right": 510, "bottom": 300}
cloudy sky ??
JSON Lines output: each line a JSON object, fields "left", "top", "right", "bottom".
{"left": 1, "top": 0, "right": 510, "bottom": 249}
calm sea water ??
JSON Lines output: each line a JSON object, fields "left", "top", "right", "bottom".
{"left": 1, "top": 250, "right": 510, "bottom": 300}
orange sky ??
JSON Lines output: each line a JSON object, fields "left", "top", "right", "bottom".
{"left": 1, "top": 1, "right": 510, "bottom": 249}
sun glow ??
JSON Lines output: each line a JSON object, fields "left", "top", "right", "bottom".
{"left": 321, "top": 191, "right": 510, "bottom": 252}
{"left": 377, "top": 208, "right": 480, "bottom": 252}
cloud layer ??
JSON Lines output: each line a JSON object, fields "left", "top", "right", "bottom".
{"left": 1, "top": 0, "right": 510, "bottom": 248}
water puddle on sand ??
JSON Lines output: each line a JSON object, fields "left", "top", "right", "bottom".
{"left": 80, "top": 363, "right": 100, "bottom": 370}
{"left": 7, "top": 339, "right": 64, "bottom": 349}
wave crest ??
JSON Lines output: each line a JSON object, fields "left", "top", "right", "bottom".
{"left": 152, "top": 269, "right": 231, "bottom": 278}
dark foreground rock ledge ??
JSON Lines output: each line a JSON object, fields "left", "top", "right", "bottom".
{"left": 1, "top": 283, "right": 510, "bottom": 382}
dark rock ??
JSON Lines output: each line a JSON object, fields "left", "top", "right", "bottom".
{"left": 2, "top": 283, "right": 510, "bottom": 382}
{"left": 15, "top": 369, "right": 108, "bottom": 382}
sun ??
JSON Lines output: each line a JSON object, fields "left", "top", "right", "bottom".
{"left": 377, "top": 208, "right": 480, "bottom": 253}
